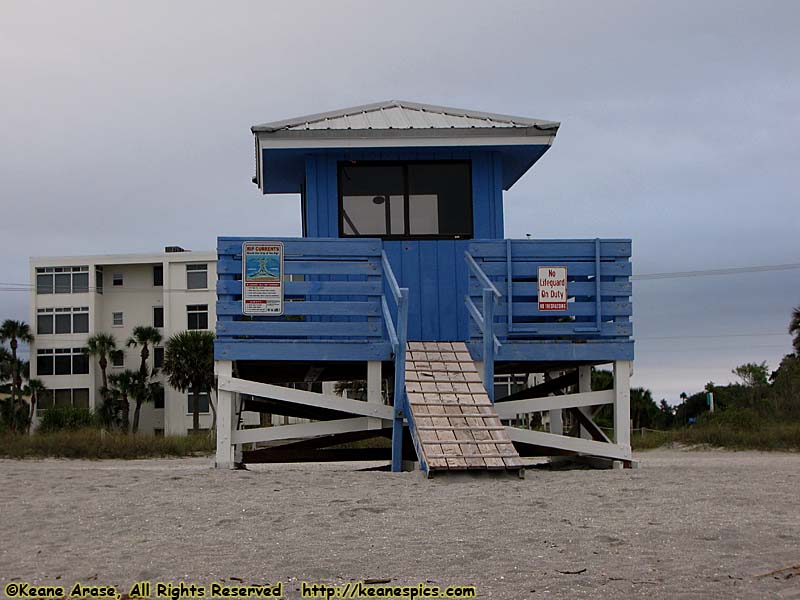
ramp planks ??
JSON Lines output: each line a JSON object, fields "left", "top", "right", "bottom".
{"left": 405, "top": 341, "right": 523, "bottom": 472}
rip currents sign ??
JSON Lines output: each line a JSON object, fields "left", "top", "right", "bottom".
{"left": 242, "top": 241, "right": 284, "bottom": 315}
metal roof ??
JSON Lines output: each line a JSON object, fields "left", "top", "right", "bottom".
{"left": 252, "top": 100, "right": 560, "bottom": 134}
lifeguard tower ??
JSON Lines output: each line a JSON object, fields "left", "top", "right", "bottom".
{"left": 215, "top": 101, "right": 634, "bottom": 475}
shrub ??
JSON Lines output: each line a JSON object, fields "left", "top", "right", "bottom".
{"left": 0, "top": 428, "right": 215, "bottom": 459}
{"left": 38, "top": 407, "right": 96, "bottom": 433}
{"left": 696, "top": 407, "right": 760, "bottom": 429}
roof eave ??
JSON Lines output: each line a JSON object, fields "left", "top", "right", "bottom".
{"left": 254, "top": 125, "right": 559, "bottom": 142}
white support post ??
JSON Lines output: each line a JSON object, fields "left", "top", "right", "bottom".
{"left": 367, "top": 361, "right": 383, "bottom": 430}
{"left": 548, "top": 372, "right": 563, "bottom": 436}
{"left": 578, "top": 365, "right": 592, "bottom": 440}
{"left": 614, "top": 360, "right": 632, "bottom": 449}
{"left": 549, "top": 408, "right": 563, "bottom": 435}
{"left": 215, "top": 360, "right": 235, "bottom": 469}
{"left": 233, "top": 391, "right": 243, "bottom": 466}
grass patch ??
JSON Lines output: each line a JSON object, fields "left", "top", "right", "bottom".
{"left": 0, "top": 429, "right": 215, "bottom": 459}
{"left": 632, "top": 422, "right": 800, "bottom": 451}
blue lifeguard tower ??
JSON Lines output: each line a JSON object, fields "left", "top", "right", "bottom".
{"left": 215, "top": 101, "right": 634, "bottom": 475}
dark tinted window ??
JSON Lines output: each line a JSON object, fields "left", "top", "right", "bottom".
{"left": 154, "top": 387, "right": 165, "bottom": 409}
{"left": 37, "top": 274, "right": 53, "bottom": 294}
{"left": 55, "top": 313, "right": 71, "bottom": 334}
{"left": 154, "top": 347, "right": 164, "bottom": 369}
{"left": 72, "top": 388, "right": 90, "bottom": 409}
{"left": 188, "top": 392, "right": 210, "bottom": 413}
{"left": 339, "top": 161, "right": 472, "bottom": 239}
{"left": 72, "top": 272, "right": 89, "bottom": 293}
{"left": 153, "top": 306, "right": 164, "bottom": 328}
{"left": 54, "top": 389, "right": 72, "bottom": 407}
{"left": 54, "top": 353, "right": 71, "bottom": 375}
{"left": 408, "top": 163, "right": 472, "bottom": 237}
{"left": 38, "top": 389, "right": 54, "bottom": 411}
{"left": 37, "top": 354, "right": 54, "bottom": 376}
{"left": 153, "top": 265, "right": 163, "bottom": 286}
{"left": 73, "top": 312, "right": 89, "bottom": 333}
{"left": 187, "top": 305, "right": 208, "bottom": 330}
{"left": 72, "top": 352, "right": 89, "bottom": 375}
{"left": 54, "top": 273, "right": 71, "bottom": 293}
{"left": 37, "top": 314, "right": 54, "bottom": 335}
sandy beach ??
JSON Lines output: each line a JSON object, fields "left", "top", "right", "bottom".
{"left": 0, "top": 450, "right": 798, "bottom": 599}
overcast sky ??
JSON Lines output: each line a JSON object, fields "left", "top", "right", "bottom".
{"left": 1, "top": 0, "right": 798, "bottom": 403}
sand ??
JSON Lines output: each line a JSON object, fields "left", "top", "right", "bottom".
{"left": 0, "top": 449, "right": 798, "bottom": 599}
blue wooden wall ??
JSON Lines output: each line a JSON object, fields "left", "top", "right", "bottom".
{"left": 302, "top": 148, "right": 505, "bottom": 341}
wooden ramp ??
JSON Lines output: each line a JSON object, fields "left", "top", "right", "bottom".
{"left": 405, "top": 341, "right": 524, "bottom": 474}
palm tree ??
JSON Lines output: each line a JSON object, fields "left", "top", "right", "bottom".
{"left": 790, "top": 305, "right": 800, "bottom": 354}
{"left": 0, "top": 346, "right": 12, "bottom": 383}
{"left": 0, "top": 320, "right": 33, "bottom": 408}
{"left": 108, "top": 370, "right": 136, "bottom": 432}
{"left": 163, "top": 331, "right": 215, "bottom": 433}
{"left": 86, "top": 333, "right": 118, "bottom": 392}
{"left": 23, "top": 379, "right": 46, "bottom": 433}
{"left": 127, "top": 326, "right": 162, "bottom": 377}
{"left": 130, "top": 366, "right": 163, "bottom": 434}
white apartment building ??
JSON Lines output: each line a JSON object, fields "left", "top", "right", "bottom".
{"left": 29, "top": 246, "right": 224, "bottom": 435}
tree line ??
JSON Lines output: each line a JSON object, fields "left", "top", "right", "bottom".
{"left": 593, "top": 306, "right": 800, "bottom": 431}
{"left": 0, "top": 319, "right": 215, "bottom": 435}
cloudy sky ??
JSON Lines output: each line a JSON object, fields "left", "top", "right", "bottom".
{"left": 1, "top": 0, "right": 798, "bottom": 403}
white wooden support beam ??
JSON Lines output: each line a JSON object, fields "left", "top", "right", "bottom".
{"left": 547, "top": 371, "right": 563, "bottom": 435}
{"left": 505, "top": 426, "right": 632, "bottom": 461}
{"left": 578, "top": 365, "right": 593, "bottom": 440}
{"left": 233, "top": 391, "right": 244, "bottom": 466}
{"left": 367, "top": 361, "right": 383, "bottom": 430}
{"left": 215, "top": 361, "right": 235, "bottom": 469}
{"left": 232, "top": 417, "right": 385, "bottom": 445}
{"left": 494, "top": 389, "right": 614, "bottom": 417}
{"left": 218, "top": 376, "right": 393, "bottom": 420}
{"left": 614, "top": 360, "right": 632, "bottom": 448}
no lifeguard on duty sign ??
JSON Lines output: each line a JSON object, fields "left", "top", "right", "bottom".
{"left": 538, "top": 266, "right": 568, "bottom": 311}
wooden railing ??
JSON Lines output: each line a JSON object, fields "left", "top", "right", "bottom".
{"left": 465, "top": 252, "right": 502, "bottom": 402}
{"left": 216, "top": 238, "right": 397, "bottom": 361}
{"left": 381, "top": 251, "right": 409, "bottom": 471}
{"left": 465, "top": 238, "right": 633, "bottom": 368}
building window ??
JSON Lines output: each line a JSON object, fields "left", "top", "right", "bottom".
{"left": 40, "top": 347, "right": 88, "bottom": 376}
{"left": 36, "top": 349, "right": 54, "bottom": 375}
{"left": 338, "top": 161, "right": 473, "bottom": 239}
{"left": 37, "top": 389, "right": 53, "bottom": 414}
{"left": 72, "top": 388, "right": 90, "bottom": 409}
{"left": 54, "top": 348, "right": 72, "bottom": 375}
{"left": 112, "top": 273, "right": 124, "bottom": 286}
{"left": 111, "top": 350, "right": 124, "bottom": 368}
{"left": 112, "top": 312, "right": 124, "bottom": 327}
{"left": 154, "top": 387, "right": 165, "bottom": 410}
{"left": 153, "top": 264, "right": 164, "bottom": 287}
{"left": 96, "top": 268, "right": 103, "bottom": 294}
{"left": 54, "top": 388, "right": 73, "bottom": 407}
{"left": 73, "top": 309, "right": 89, "bottom": 333}
{"left": 38, "top": 307, "right": 89, "bottom": 335}
{"left": 73, "top": 348, "right": 89, "bottom": 375}
{"left": 36, "top": 388, "right": 89, "bottom": 414}
{"left": 186, "top": 264, "right": 208, "bottom": 290}
{"left": 55, "top": 310, "right": 71, "bottom": 334}
{"left": 37, "top": 309, "right": 54, "bottom": 335}
{"left": 187, "top": 304, "right": 208, "bottom": 330}
{"left": 35, "top": 266, "right": 90, "bottom": 294}
{"left": 187, "top": 391, "right": 210, "bottom": 414}
{"left": 153, "top": 346, "right": 164, "bottom": 369}
{"left": 153, "top": 306, "right": 164, "bottom": 328}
